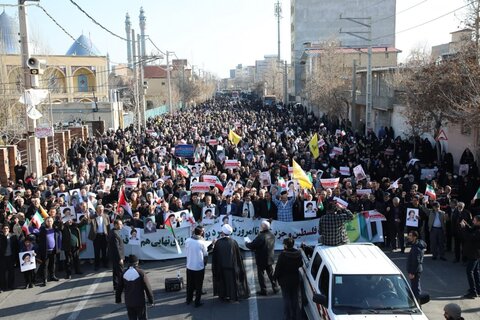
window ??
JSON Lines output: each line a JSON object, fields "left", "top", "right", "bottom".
{"left": 78, "top": 74, "right": 88, "bottom": 92}
{"left": 319, "top": 267, "right": 330, "bottom": 299}
{"left": 310, "top": 253, "right": 322, "bottom": 279}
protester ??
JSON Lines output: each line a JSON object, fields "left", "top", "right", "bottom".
{"left": 88, "top": 205, "right": 110, "bottom": 270}
{"left": 406, "top": 230, "right": 426, "bottom": 298}
{"left": 61, "top": 218, "right": 84, "bottom": 279}
{"left": 38, "top": 216, "right": 61, "bottom": 286}
{"left": 20, "top": 234, "right": 37, "bottom": 289}
{"left": 185, "top": 226, "right": 208, "bottom": 307}
{"left": 428, "top": 201, "right": 447, "bottom": 261}
{"left": 0, "top": 224, "right": 19, "bottom": 291}
{"left": 460, "top": 215, "right": 480, "bottom": 299}
{"left": 212, "top": 224, "right": 249, "bottom": 301}
{"left": 108, "top": 219, "right": 125, "bottom": 291}
{"left": 318, "top": 202, "right": 354, "bottom": 246}
{"left": 443, "top": 303, "right": 464, "bottom": 320}
{"left": 274, "top": 237, "right": 303, "bottom": 320}
{"left": 245, "top": 220, "right": 278, "bottom": 295}
{"left": 115, "top": 254, "right": 154, "bottom": 320}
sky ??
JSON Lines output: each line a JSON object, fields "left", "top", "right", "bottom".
{"left": 0, "top": 0, "right": 471, "bottom": 78}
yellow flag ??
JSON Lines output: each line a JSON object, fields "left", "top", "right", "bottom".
{"left": 292, "top": 159, "right": 313, "bottom": 189}
{"left": 309, "top": 133, "right": 320, "bottom": 159}
{"left": 228, "top": 129, "right": 242, "bottom": 146}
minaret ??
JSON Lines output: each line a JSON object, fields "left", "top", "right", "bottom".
{"left": 139, "top": 7, "right": 146, "bottom": 61}
{"left": 125, "top": 13, "right": 132, "bottom": 68}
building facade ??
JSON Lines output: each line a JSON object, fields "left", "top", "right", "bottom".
{"left": 291, "top": 0, "right": 396, "bottom": 98}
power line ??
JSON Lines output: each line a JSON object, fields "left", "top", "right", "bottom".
{"left": 35, "top": 4, "right": 97, "bottom": 57}
{"left": 67, "top": 0, "right": 127, "bottom": 41}
{"left": 373, "top": 0, "right": 429, "bottom": 23}
{"left": 372, "top": 1, "right": 473, "bottom": 41}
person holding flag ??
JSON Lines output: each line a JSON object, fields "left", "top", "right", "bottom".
{"left": 308, "top": 133, "right": 320, "bottom": 159}
{"left": 228, "top": 129, "right": 242, "bottom": 146}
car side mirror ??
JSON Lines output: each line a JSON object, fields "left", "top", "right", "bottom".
{"left": 312, "top": 293, "right": 328, "bottom": 307}
{"left": 418, "top": 293, "right": 430, "bottom": 305}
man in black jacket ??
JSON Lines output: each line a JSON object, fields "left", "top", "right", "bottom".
{"left": 116, "top": 255, "right": 154, "bottom": 320}
{"left": 245, "top": 220, "right": 278, "bottom": 295}
{"left": 108, "top": 219, "right": 125, "bottom": 291}
{"left": 406, "top": 230, "right": 426, "bottom": 298}
{"left": 274, "top": 237, "right": 303, "bottom": 320}
{"left": 0, "top": 224, "right": 19, "bottom": 292}
{"left": 61, "top": 218, "right": 84, "bottom": 279}
{"left": 460, "top": 215, "right": 480, "bottom": 299}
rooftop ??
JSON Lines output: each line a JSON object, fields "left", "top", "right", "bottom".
{"left": 317, "top": 243, "right": 401, "bottom": 275}
{"left": 66, "top": 34, "right": 101, "bottom": 56}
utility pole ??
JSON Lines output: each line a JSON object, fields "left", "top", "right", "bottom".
{"left": 19, "top": 0, "right": 42, "bottom": 176}
{"left": 351, "top": 59, "right": 357, "bottom": 130}
{"left": 283, "top": 60, "right": 288, "bottom": 105}
{"left": 274, "top": 0, "right": 282, "bottom": 61}
{"left": 166, "top": 51, "right": 173, "bottom": 114}
{"left": 340, "top": 16, "right": 372, "bottom": 136}
{"left": 131, "top": 30, "right": 140, "bottom": 132}
{"left": 137, "top": 33, "right": 146, "bottom": 128}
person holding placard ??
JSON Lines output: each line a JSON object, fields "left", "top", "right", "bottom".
{"left": 20, "top": 235, "right": 37, "bottom": 289}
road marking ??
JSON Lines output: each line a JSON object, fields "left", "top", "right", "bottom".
{"left": 67, "top": 271, "right": 107, "bottom": 320}
{"left": 245, "top": 251, "right": 259, "bottom": 320}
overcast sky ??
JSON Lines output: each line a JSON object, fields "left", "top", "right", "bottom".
{"left": 0, "top": 0, "right": 470, "bottom": 78}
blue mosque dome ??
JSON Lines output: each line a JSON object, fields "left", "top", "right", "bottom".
{"left": 0, "top": 10, "right": 20, "bottom": 54}
{"left": 66, "top": 34, "right": 101, "bottom": 56}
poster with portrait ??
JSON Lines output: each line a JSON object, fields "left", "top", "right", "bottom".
{"left": 286, "top": 180, "right": 298, "bottom": 197}
{"left": 13, "top": 189, "right": 25, "bottom": 199}
{"left": 202, "top": 207, "right": 216, "bottom": 225}
{"left": 459, "top": 164, "right": 469, "bottom": 177}
{"left": 103, "top": 178, "right": 113, "bottom": 193}
{"left": 57, "top": 192, "right": 70, "bottom": 204}
{"left": 130, "top": 156, "right": 139, "bottom": 165}
{"left": 188, "top": 164, "right": 201, "bottom": 177}
{"left": 60, "top": 206, "right": 76, "bottom": 222}
{"left": 77, "top": 213, "right": 87, "bottom": 222}
{"left": 260, "top": 171, "right": 272, "bottom": 187}
{"left": 19, "top": 251, "right": 36, "bottom": 272}
{"left": 128, "top": 228, "right": 141, "bottom": 246}
{"left": 353, "top": 165, "right": 367, "bottom": 181}
{"left": 406, "top": 208, "right": 419, "bottom": 227}
{"left": 216, "top": 146, "right": 226, "bottom": 162}
{"left": 143, "top": 217, "right": 157, "bottom": 234}
{"left": 304, "top": 201, "right": 317, "bottom": 219}
{"left": 222, "top": 180, "right": 235, "bottom": 197}
{"left": 219, "top": 214, "right": 232, "bottom": 226}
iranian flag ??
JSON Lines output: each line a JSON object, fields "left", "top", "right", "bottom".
{"left": 6, "top": 201, "right": 17, "bottom": 214}
{"left": 165, "top": 214, "right": 182, "bottom": 254}
{"left": 473, "top": 186, "right": 480, "bottom": 202}
{"left": 31, "top": 212, "right": 44, "bottom": 229}
{"left": 176, "top": 164, "right": 190, "bottom": 178}
{"left": 202, "top": 175, "right": 224, "bottom": 191}
{"left": 334, "top": 197, "right": 349, "bottom": 209}
{"left": 425, "top": 184, "right": 436, "bottom": 200}
{"left": 117, "top": 186, "right": 132, "bottom": 216}
{"left": 320, "top": 178, "right": 340, "bottom": 189}
{"left": 22, "top": 219, "right": 30, "bottom": 235}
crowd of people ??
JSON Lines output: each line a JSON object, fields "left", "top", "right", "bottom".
{"left": 0, "top": 97, "right": 479, "bottom": 318}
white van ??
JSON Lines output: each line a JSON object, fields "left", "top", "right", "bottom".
{"left": 300, "top": 243, "right": 430, "bottom": 319}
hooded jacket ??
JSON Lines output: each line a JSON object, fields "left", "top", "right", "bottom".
{"left": 273, "top": 248, "right": 303, "bottom": 288}
{"left": 115, "top": 266, "right": 154, "bottom": 307}
{"left": 407, "top": 239, "right": 426, "bottom": 274}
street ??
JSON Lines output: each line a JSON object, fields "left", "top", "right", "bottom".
{"left": 0, "top": 250, "right": 479, "bottom": 320}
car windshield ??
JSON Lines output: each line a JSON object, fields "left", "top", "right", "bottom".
{"left": 332, "top": 274, "right": 419, "bottom": 315}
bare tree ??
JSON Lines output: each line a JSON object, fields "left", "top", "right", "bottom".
{"left": 302, "top": 40, "right": 350, "bottom": 118}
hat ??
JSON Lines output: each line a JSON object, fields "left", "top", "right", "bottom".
{"left": 261, "top": 220, "right": 270, "bottom": 229}
{"left": 129, "top": 254, "right": 139, "bottom": 265}
{"left": 221, "top": 224, "right": 233, "bottom": 235}
{"left": 432, "top": 201, "right": 440, "bottom": 207}
{"left": 444, "top": 303, "right": 461, "bottom": 319}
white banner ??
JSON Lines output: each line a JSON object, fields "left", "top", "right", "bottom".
{"left": 80, "top": 218, "right": 320, "bottom": 260}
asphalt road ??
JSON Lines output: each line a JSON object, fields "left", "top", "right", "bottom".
{"left": 0, "top": 249, "right": 479, "bottom": 320}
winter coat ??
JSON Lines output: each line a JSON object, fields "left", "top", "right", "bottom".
{"left": 407, "top": 239, "right": 426, "bottom": 274}
{"left": 273, "top": 248, "right": 303, "bottom": 288}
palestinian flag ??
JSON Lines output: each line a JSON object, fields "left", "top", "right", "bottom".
{"left": 117, "top": 186, "right": 132, "bottom": 216}
{"left": 6, "top": 201, "right": 17, "bottom": 214}
{"left": 165, "top": 214, "right": 182, "bottom": 254}
{"left": 473, "top": 186, "right": 480, "bottom": 202}
{"left": 425, "top": 184, "right": 436, "bottom": 200}
{"left": 176, "top": 164, "right": 190, "bottom": 178}
{"left": 31, "top": 212, "right": 44, "bottom": 229}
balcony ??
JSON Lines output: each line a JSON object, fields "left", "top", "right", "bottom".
{"left": 356, "top": 94, "right": 394, "bottom": 111}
